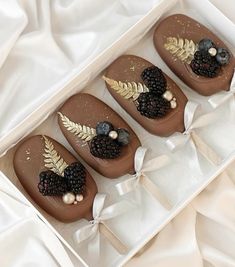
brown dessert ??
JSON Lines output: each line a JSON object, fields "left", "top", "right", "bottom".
{"left": 103, "top": 55, "right": 187, "bottom": 136}
{"left": 14, "top": 135, "right": 97, "bottom": 222}
{"left": 154, "top": 14, "right": 235, "bottom": 96}
{"left": 58, "top": 93, "right": 141, "bottom": 178}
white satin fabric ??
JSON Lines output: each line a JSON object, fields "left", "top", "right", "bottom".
{"left": 0, "top": 174, "right": 75, "bottom": 267}
{"left": 126, "top": 164, "right": 235, "bottom": 267}
{"left": 0, "top": 0, "right": 160, "bottom": 138}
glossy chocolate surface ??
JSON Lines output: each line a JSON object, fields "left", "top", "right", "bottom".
{"left": 58, "top": 93, "right": 141, "bottom": 178}
{"left": 154, "top": 14, "right": 235, "bottom": 96}
{"left": 14, "top": 135, "right": 97, "bottom": 222}
{"left": 104, "top": 55, "right": 187, "bottom": 136}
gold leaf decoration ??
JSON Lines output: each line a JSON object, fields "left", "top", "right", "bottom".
{"left": 42, "top": 136, "right": 68, "bottom": 176}
{"left": 164, "top": 37, "right": 198, "bottom": 64}
{"left": 58, "top": 112, "right": 96, "bottom": 142}
{"left": 103, "top": 76, "right": 149, "bottom": 101}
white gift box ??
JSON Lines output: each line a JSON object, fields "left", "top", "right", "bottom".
{"left": 0, "top": 0, "right": 235, "bottom": 266}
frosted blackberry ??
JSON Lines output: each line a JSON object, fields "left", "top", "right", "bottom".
{"left": 216, "top": 48, "right": 230, "bottom": 65}
{"left": 190, "top": 51, "right": 220, "bottom": 78}
{"left": 137, "top": 93, "right": 170, "bottom": 119}
{"left": 117, "top": 128, "right": 130, "bottom": 146}
{"left": 198, "top": 39, "right": 216, "bottom": 52}
{"left": 141, "top": 66, "right": 167, "bottom": 96}
{"left": 96, "top": 121, "right": 114, "bottom": 136}
{"left": 64, "top": 162, "right": 86, "bottom": 195}
{"left": 38, "top": 170, "right": 67, "bottom": 196}
{"left": 90, "top": 135, "right": 121, "bottom": 159}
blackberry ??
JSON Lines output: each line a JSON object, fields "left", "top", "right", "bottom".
{"left": 38, "top": 170, "right": 67, "bottom": 196}
{"left": 141, "top": 66, "right": 167, "bottom": 96}
{"left": 137, "top": 93, "right": 170, "bottom": 119}
{"left": 90, "top": 135, "right": 121, "bottom": 159}
{"left": 190, "top": 51, "right": 220, "bottom": 78}
{"left": 64, "top": 162, "right": 86, "bottom": 195}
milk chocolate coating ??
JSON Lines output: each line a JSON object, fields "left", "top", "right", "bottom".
{"left": 14, "top": 135, "right": 97, "bottom": 223}
{"left": 58, "top": 93, "right": 141, "bottom": 178}
{"left": 154, "top": 14, "right": 235, "bottom": 96}
{"left": 104, "top": 55, "right": 188, "bottom": 136}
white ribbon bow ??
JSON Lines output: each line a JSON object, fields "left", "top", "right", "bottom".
{"left": 116, "top": 147, "right": 171, "bottom": 209}
{"left": 74, "top": 194, "right": 131, "bottom": 259}
{"left": 166, "top": 101, "right": 217, "bottom": 152}
{"left": 166, "top": 101, "right": 222, "bottom": 167}
{"left": 208, "top": 70, "right": 235, "bottom": 108}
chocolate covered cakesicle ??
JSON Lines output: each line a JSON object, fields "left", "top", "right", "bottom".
{"left": 14, "top": 135, "right": 97, "bottom": 222}
{"left": 58, "top": 93, "right": 141, "bottom": 178}
{"left": 154, "top": 14, "right": 235, "bottom": 96}
{"left": 103, "top": 55, "right": 187, "bottom": 136}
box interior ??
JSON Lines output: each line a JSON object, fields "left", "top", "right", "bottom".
{"left": 1, "top": 0, "right": 235, "bottom": 266}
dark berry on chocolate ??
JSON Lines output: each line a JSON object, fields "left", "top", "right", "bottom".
{"left": 141, "top": 66, "right": 167, "bottom": 96}
{"left": 90, "top": 135, "right": 121, "bottom": 159}
{"left": 216, "top": 48, "right": 230, "bottom": 65}
{"left": 117, "top": 128, "right": 130, "bottom": 146}
{"left": 190, "top": 51, "right": 220, "bottom": 78}
{"left": 198, "top": 39, "right": 216, "bottom": 52}
{"left": 96, "top": 121, "right": 114, "bottom": 136}
{"left": 38, "top": 170, "right": 67, "bottom": 196}
{"left": 137, "top": 93, "right": 170, "bottom": 119}
{"left": 64, "top": 162, "right": 86, "bottom": 195}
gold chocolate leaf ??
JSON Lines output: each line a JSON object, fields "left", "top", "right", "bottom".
{"left": 42, "top": 136, "right": 68, "bottom": 176}
{"left": 164, "top": 37, "right": 198, "bottom": 64}
{"left": 103, "top": 76, "right": 149, "bottom": 101}
{"left": 58, "top": 112, "right": 96, "bottom": 142}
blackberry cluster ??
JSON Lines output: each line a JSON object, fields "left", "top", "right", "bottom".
{"left": 64, "top": 162, "right": 86, "bottom": 194}
{"left": 137, "top": 66, "right": 171, "bottom": 119}
{"left": 90, "top": 135, "right": 121, "bottom": 159}
{"left": 141, "top": 66, "right": 167, "bottom": 96}
{"left": 190, "top": 51, "right": 220, "bottom": 78}
{"left": 137, "top": 93, "right": 170, "bottom": 119}
{"left": 38, "top": 170, "right": 67, "bottom": 196}
{"left": 38, "top": 162, "right": 86, "bottom": 196}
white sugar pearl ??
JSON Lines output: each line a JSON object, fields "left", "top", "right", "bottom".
{"left": 109, "top": 130, "right": 118, "bottom": 140}
{"left": 62, "top": 192, "right": 75, "bottom": 205}
{"left": 170, "top": 100, "right": 177, "bottom": 109}
{"left": 163, "top": 90, "right": 173, "bottom": 101}
{"left": 76, "top": 194, "right": 84, "bottom": 202}
{"left": 208, "top": 47, "right": 217, "bottom": 57}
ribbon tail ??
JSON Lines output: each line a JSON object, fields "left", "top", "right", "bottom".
{"left": 191, "top": 131, "right": 222, "bottom": 166}
{"left": 115, "top": 177, "right": 138, "bottom": 195}
{"left": 74, "top": 224, "right": 95, "bottom": 244}
{"left": 208, "top": 92, "right": 231, "bottom": 109}
{"left": 140, "top": 175, "right": 172, "bottom": 210}
{"left": 88, "top": 228, "right": 100, "bottom": 263}
{"left": 166, "top": 134, "right": 189, "bottom": 152}
{"left": 99, "top": 223, "right": 128, "bottom": 254}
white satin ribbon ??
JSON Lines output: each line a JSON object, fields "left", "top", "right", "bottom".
{"left": 166, "top": 101, "right": 217, "bottom": 152}
{"left": 208, "top": 70, "right": 235, "bottom": 108}
{"left": 116, "top": 147, "right": 171, "bottom": 209}
{"left": 74, "top": 194, "right": 131, "bottom": 259}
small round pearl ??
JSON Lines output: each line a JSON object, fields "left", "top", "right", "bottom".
{"left": 163, "top": 90, "right": 173, "bottom": 101}
{"left": 109, "top": 130, "right": 118, "bottom": 140}
{"left": 170, "top": 100, "right": 177, "bottom": 109}
{"left": 208, "top": 47, "right": 217, "bottom": 57}
{"left": 62, "top": 192, "right": 75, "bottom": 205}
{"left": 76, "top": 194, "right": 84, "bottom": 202}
